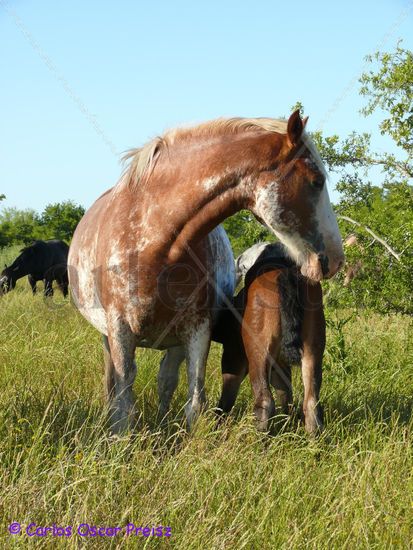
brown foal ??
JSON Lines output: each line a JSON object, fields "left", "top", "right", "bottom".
{"left": 213, "top": 255, "right": 326, "bottom": 435}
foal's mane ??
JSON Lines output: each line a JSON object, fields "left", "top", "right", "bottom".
{"left": 121, "top": 117, "right": 290, "bottom": 189}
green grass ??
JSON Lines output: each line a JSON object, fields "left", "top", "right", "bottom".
{"left": 0, "top": 272, "right": 412, "bottom": 548}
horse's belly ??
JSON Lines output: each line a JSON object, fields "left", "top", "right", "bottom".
{"left": 70, "top": 202, "right": 235, "bottom": 342}
{"left": 69, "top": 249, "right": 108, "bottom": 335}
{"left": 69, "top": 198, "right": 109, "bottom": 335}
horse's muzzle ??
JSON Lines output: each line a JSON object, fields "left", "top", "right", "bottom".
{"left": 318, "top": 253, "right": 344, "bottom": 279}
{"left": 301, "top": 253, "right": 344, "bottom": 282}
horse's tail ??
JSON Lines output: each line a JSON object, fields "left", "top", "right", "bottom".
{"left": 279, "top": 270, "right": 304, "bottom": 365}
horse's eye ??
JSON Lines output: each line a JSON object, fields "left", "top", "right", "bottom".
{"left": 311, "top": 178, "right": 324, "bottom": 190}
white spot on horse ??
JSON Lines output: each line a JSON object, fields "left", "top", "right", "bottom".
{"left": 200, "top": 176, "right": 220, "bottom": 192}
{"left": 254, "top": 181, "right": 284, "bottom": 231}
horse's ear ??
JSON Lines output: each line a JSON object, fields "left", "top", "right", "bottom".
{"left": 302, "top": 116, "right": 309, "bottom": 128}
{"left": 4, "top": 264, "right": 7, "bottom": 268}
{"left": 287, "top": 110, "right": 304, "bottom": 147}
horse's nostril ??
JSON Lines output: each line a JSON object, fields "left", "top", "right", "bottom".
{"left": 318, "top": 254, "right": 329, "bottom": 276}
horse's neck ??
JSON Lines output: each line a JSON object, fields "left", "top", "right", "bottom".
{"left": 135, "top": 134, "right": 273, "bottom": 263}
{"left": 9, "top": 258, "right": 28, "bottom": 280}
{"left": 166, "top": 183, "right": 245, "bottom": 263}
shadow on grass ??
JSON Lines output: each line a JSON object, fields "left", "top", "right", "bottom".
{"left": 326, "top": 390, "right": 413, "bottom": 428}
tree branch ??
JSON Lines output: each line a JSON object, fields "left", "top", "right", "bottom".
{"left": 344, "top": 156, "right": 413, "bottom": 179}
{"left": 337, "top": 215, "right": 402, "bottom": 261}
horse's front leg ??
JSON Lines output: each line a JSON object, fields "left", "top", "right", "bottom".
{"left": 217, "top": 345, "right": 248, "bottom": 415}
{"left": 28, "top": 275, "right": 37, "bottom": 295}
{"left": 242, "top": 326, "right": 279, "bottom": 432}
{"left": 104, "top": 321, "right": 137, "bottom": 434}
{"left": 301, "top": 283, "right": 325, "bottom": 436}
{"left": 157, "top": 345, "right": 185, "bottom": 420}
{"left": 301, "top": 352, "right": 323, "bottom": 435}
{"left": 183, "top": 319, "right": 211, "bottom": 430}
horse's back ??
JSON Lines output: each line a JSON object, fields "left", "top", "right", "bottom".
{"left": 235, "top": 242, "right": 290, "bottom": 286}
{"left": 23, "top": 239, "right": 69, "bottom": 279}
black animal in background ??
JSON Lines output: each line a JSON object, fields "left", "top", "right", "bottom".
{"left": 0, "top": 240, "right": 69, "bottom": 297}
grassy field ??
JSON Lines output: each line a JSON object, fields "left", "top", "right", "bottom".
{"left": 0, "top": 252, "right": 412, "bottom": 548}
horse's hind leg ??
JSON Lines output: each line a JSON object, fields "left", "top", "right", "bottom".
{"left": 105, "top": 322, "right": 137, "bottom": 433}
{"left": 270, "top": 363, "right": 293, "bottom": 415}
{"left": 56, "top": 273, "right": 69, "bottom": 297}
{"left": 157, "top": 346, "right": 185, "bottom": 420}
{"left": 242, "top": 304, "right": 278, "bottom": 432}
{"left": 217, "top": 346, "right": 248, "bottom": 415}
{"left": 183, "top": 319, "right": 211, "bottom": 430}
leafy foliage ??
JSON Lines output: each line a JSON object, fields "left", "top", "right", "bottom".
{"left": 222, "top": 210, "right": 274, "bottom": 257}
{"left": 0, "top": 208, "right": 41, "bottom": 248}
{"left": 0, "top": 200, "right": 85, "bottom": 247}
{"left": 39, "top": 201, "right": 85, "bottom": 242}
{"left": 307, "top": 44, "right": 412, "bottom": 313}
{"left": 360, "top": 43, "right": 413, "bottom": 154}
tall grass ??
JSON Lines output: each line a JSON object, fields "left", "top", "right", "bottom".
{"left": 0, "top": 274, "right": 412, "bottom": 548}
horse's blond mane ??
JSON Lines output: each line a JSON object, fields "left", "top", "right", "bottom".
{"left": 121, "top": 117, "right": 289, "bottom": 188}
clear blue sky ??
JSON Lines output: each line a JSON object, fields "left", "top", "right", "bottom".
{"left": 1, "top": 0, "right": 412, "bottom": 211}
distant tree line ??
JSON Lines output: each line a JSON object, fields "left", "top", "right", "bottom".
{"left": 0, "top": 200, "right": 85, "bottom": 247}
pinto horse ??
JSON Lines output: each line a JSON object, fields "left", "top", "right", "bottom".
{"left": 0, "top": 240, "right": 69, "bottom": 297}
{"left": 213, "top": 244, "right": 325, "bottom": 435}
{"left": 69, "top": 110, "right": 344, "bottom": 433}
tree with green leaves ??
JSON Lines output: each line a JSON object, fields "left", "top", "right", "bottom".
{"left": 39, "top": 201, "right": 85, "bottom": 242}
{"left": 0, "top": 200, "right": 85, "bottom": 247}
{"left": 222, "top": 210, "right": 273, "bottom": 257}
{"left": 313, "top": 43, "right": 413, "bottom": 313}
{"left": 0, "top": 207, "right": 41, "bottom": 247}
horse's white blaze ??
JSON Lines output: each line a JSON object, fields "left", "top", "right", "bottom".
{"left": 315, "top": 184, "right": 343, "bottom": 260}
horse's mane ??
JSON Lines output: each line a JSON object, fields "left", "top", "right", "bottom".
{"left": 121, "top": 117, "right": 290, "bottom": 189}
{"left": 19, "top": 241, "right": 41, "bottom": 254}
